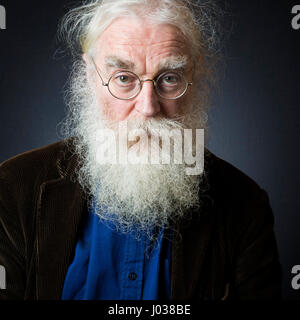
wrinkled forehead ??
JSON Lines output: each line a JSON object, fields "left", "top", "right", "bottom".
{"left": 92, "top": 17, "right": 192, "bottom": 73}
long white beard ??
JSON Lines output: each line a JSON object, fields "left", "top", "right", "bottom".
{"left": 62, "top": 61, "right": 207, "bottom": 237}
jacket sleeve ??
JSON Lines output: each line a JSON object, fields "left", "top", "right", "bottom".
{"left": 0, "top": 175, "right": 26, "bottom": 300}
{"left": 233, "top": 189, "right": 282, "bottom": 299}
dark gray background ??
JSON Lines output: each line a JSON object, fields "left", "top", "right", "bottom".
{"left": 0, "top": 0, "right": 299, "bottom": 299}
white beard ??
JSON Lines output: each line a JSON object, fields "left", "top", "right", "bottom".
{"left": 62, "top": 61, "right": 208, "bottom": 237}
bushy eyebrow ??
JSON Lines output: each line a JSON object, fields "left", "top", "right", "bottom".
{"left": 158, "top": 55, "right": 189, "bottom": 72}
{"left": 104, "top": 56, "right": 135, "bottom": 71}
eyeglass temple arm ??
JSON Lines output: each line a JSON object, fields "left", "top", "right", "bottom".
{"left": 90, "top": 57, "right": 108, "bottom": 87}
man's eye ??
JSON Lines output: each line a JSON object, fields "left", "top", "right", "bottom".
{"left": 161, "top": 74, "right": 180, "bottom": 85}
{"left": 112, "top": 73, "right": 137, "bottom": 87}
{"left": 118, "top": 75, "right": 130, "bottom": 83}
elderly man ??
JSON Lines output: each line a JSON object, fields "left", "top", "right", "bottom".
{"left": 0, "top": 0, "right": 281, "bottom": 300}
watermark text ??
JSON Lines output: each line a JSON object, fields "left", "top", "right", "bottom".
{"left": 0, "top": 265, "right": 6, "bottom": 289}
{"left": 0, "top": 5, "right": 6, "bottom": 30}
{"left": 291, "top": 265, "right": 300, "bottom": 290}
{"left": 95, "top": 124, "right": 204, "bottom": 176}
{"left": 292, "top": 5, "right": 300, "bottom": 30}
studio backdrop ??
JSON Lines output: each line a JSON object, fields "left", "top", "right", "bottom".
{"left": 0, "top": 0, "right": 299, "bottom": 299}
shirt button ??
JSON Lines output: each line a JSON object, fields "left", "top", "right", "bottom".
{"left": 128, "top": 272, "right": 137, "bottom": 281}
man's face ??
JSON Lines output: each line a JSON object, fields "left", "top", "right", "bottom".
{"left": 90, "top": 18, "right": 193, "bottom": 122}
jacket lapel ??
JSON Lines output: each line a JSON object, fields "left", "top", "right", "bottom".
{"left": 170, "top": 202, "right": 214, "bottom": 299}
{"left": 170, "top": 153, "right": 216, "bottom": 300}
{"left": 36, "top": 153, "right": 87, "bottom": 300}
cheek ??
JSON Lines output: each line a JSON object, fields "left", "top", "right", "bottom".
{"left": 97, "top": 91, "right": 133, "bottom": 121}
{"left": 111, "top": 102, "right": 133, "bottom": 120}
{"left": 162, "top": 100, "right": 185, "bottom": 117}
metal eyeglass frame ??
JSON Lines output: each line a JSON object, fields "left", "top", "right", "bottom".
{"left": 91, "top": 57, "right": 193, "bottom": 101}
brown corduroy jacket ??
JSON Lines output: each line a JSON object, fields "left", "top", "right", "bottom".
{"left": 0, "top": 139, "right": 282, "bottom": 300}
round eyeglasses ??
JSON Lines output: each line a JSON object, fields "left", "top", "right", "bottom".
{"left": 91, "top": 58, "right": 193, "bottom": 100}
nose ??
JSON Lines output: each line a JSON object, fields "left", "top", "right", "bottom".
{"left": 134, "top": 80, "right": 160, "bottom": 118}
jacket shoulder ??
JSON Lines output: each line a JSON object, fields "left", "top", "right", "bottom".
{"left": 204, "top": 150, "right": 274, "bottom": 234}
{"left": 0, "top": 140, "right": 69, "bottom": 183}
{"left": 205, "top": 150, "right": 265, "bottom": 201}
{"left": 203, "top": 151, "right": 281, "bottom": 299}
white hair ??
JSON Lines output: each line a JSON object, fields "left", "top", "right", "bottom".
{"left": 59, "top": 0, "right": 222, "bottom": 62}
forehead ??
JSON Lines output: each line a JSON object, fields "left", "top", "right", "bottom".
{"left": 95, "top": 18, "right": 191, "bottom": 71}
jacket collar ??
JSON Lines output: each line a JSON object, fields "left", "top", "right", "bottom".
{"left": 171, "top": 187, "right": 215, "bottom": 299}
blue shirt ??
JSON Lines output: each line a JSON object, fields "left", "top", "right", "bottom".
{"left": 61, "top": 202, "right": 172, "bottom": 300}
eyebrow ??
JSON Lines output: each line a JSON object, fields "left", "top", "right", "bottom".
{"left": 104, "top": 56, "right": 135, "bottom": 71}
{"left": 158, "top": 55, "right": 189, "bottom": 72}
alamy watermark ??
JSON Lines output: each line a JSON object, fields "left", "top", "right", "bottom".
{"left": 0, "top": 5, "right": 6, "bottom": 30}
{"left": 95, "top": 123, "right": 204, "bottom": 176}
{"left": 291, "top": 265, "right": 300, "bottom": 290}
{"left": 292, "top": 5, "right": 300, "bottom": 30}
{"left": 0, "top": 265, "right": 6, "bottom": 290}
